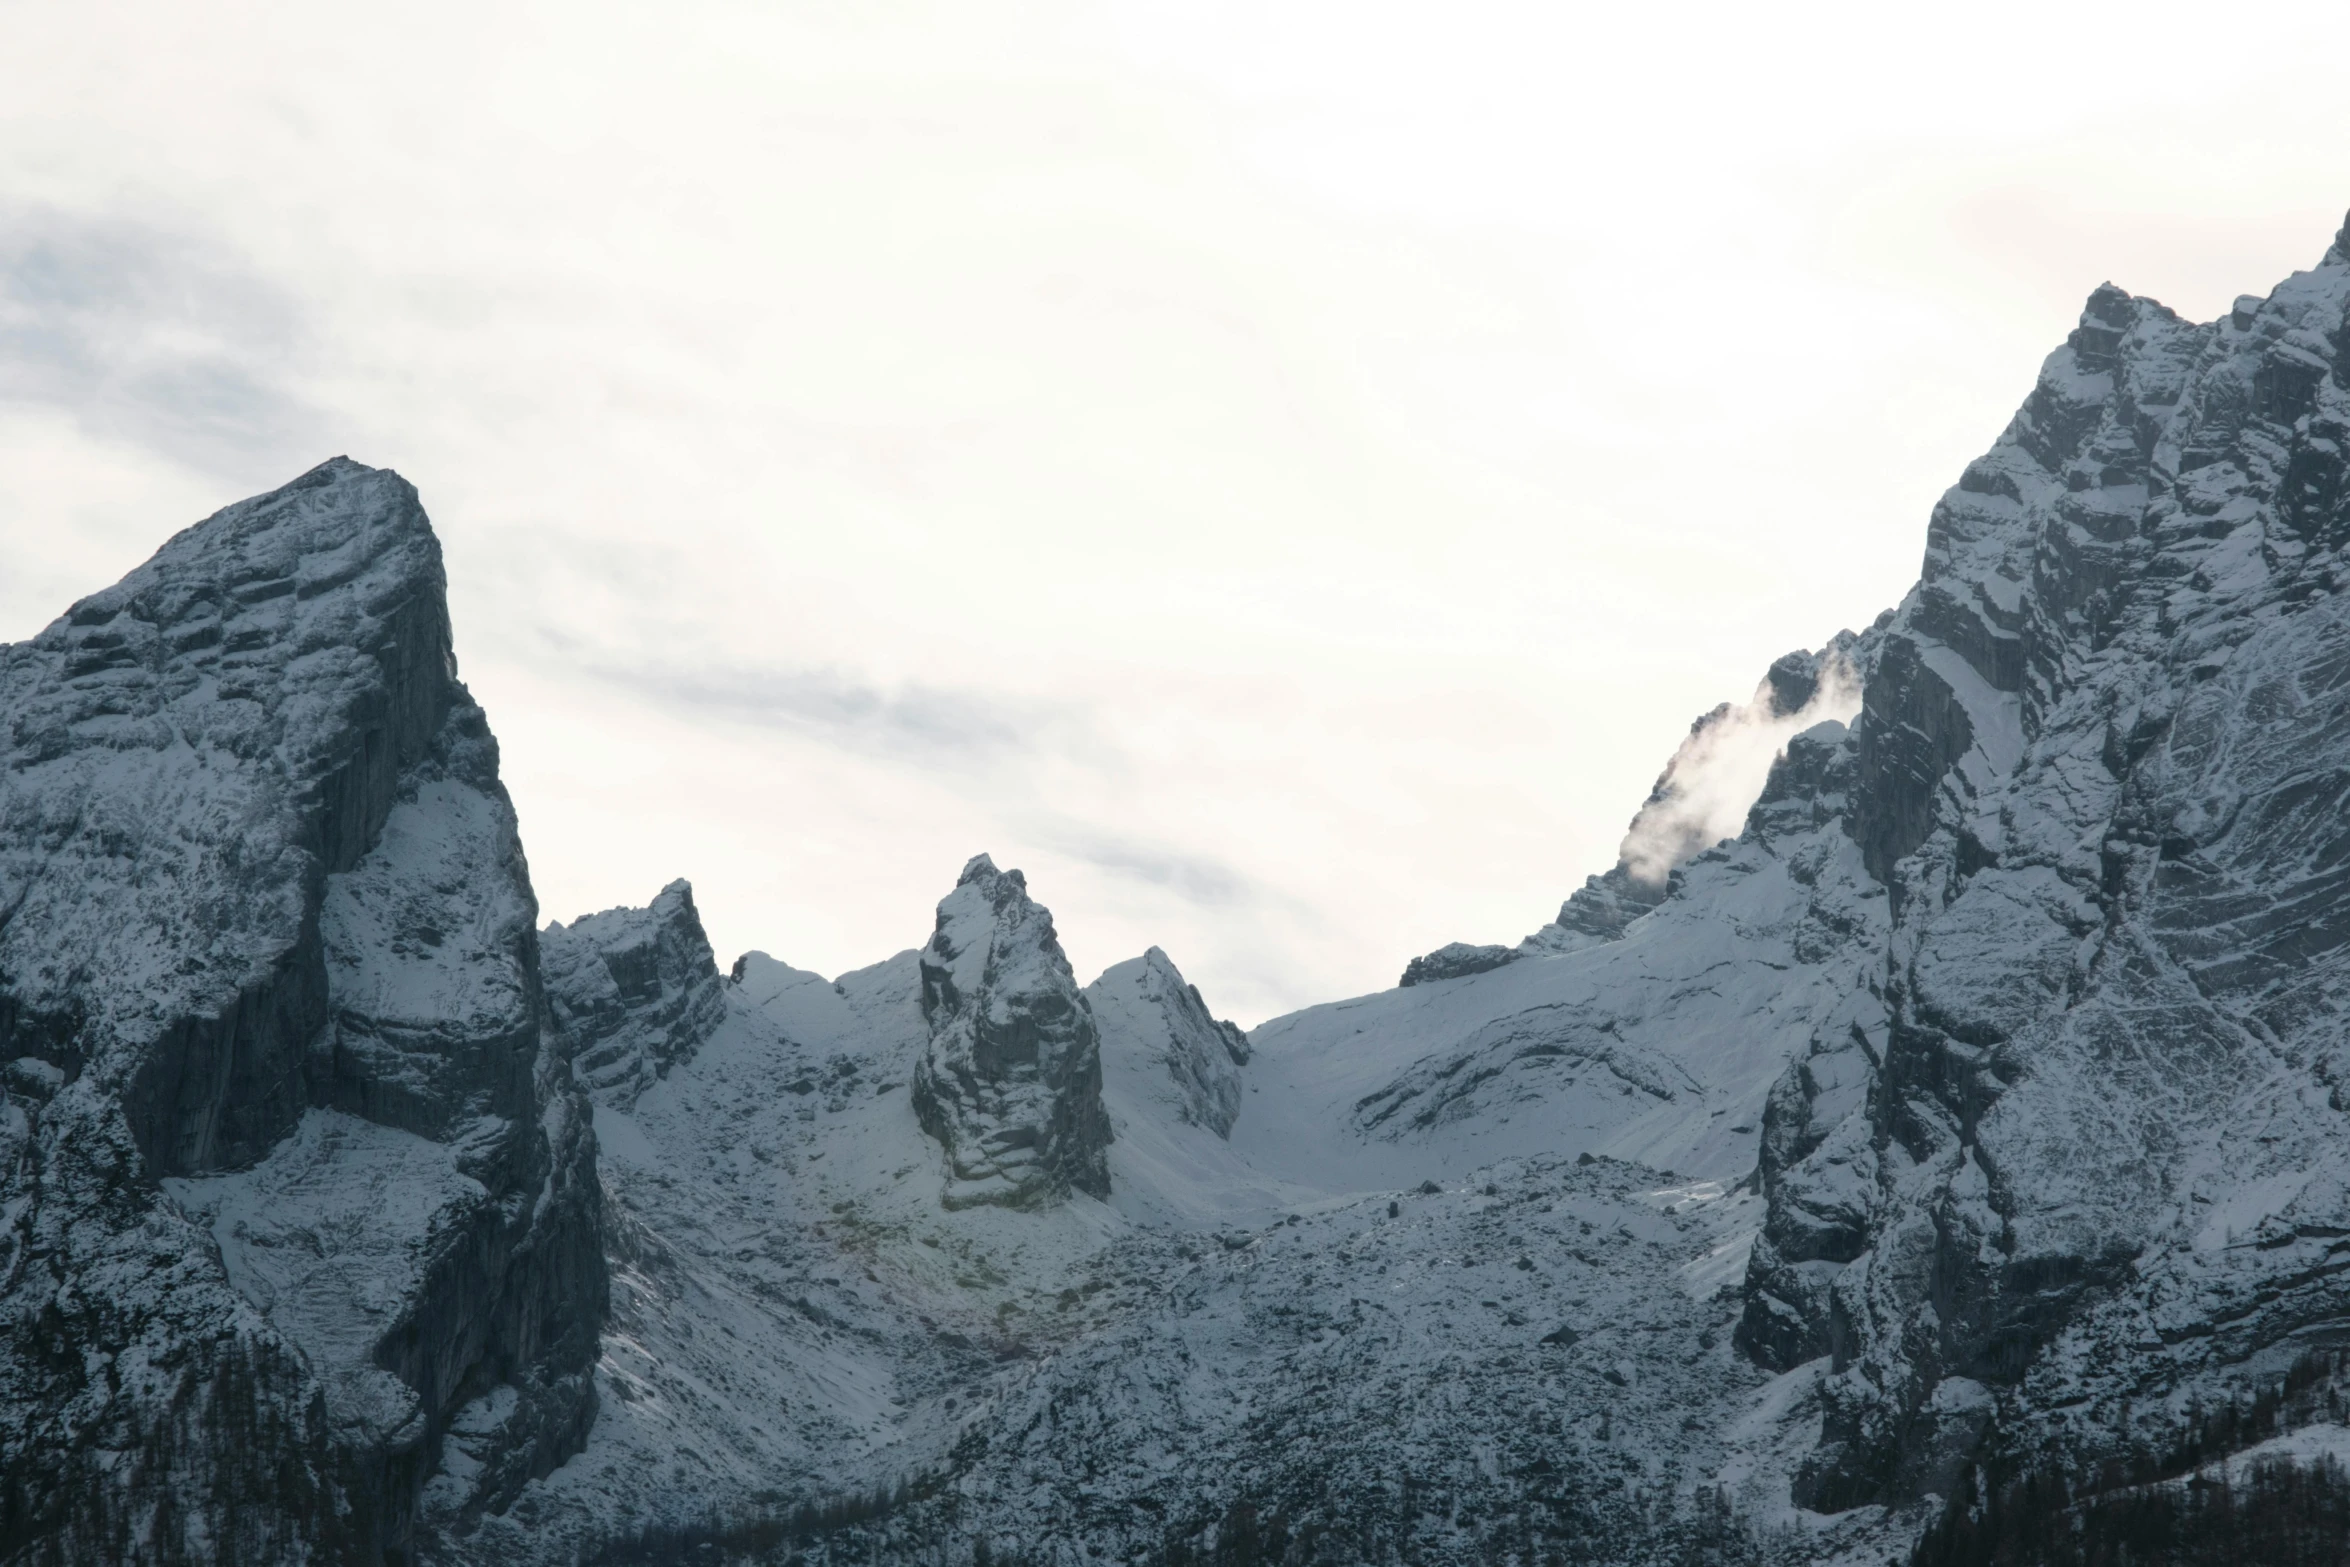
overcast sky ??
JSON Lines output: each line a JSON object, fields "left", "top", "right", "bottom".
{"left": 4, "top": 1, "right": 2348, "bottom": 1023}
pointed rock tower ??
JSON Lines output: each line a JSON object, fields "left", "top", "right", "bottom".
{"left": 912, "top": 854, "right": 1111, "bottom": 1208}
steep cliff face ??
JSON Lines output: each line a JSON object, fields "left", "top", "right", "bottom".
{"left": 912, "top": 855, "right": 1112, "bottom": 1209}
{"left": 541, "top": 880, "right": 727, "bottom": 1109}
{"left": 1759, "top": 221, "right": 2350, "bottom": 1515}
{"left": 0, "top": 460, "right": 603, "bottom": 1565}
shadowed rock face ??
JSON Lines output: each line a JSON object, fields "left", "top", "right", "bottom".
{"left": 913, "top": 854, "right": 1111, "bottom": 1208}
{"left": 0, "top": 459, "right": 604, "bottom": 1565}
{"left": 541, "top": 879, "right": 726, "bottom": 1109}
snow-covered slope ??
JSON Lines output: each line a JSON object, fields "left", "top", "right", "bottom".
{"left": 512, "top": 212, "right": 2350, "bottom": 1566}
{"left": 1233, "top": 735, "right": 1881, "bottom": 1201}
{"left": 449, "top": 669, "right": 1896, "bottom": 1562}
{"left": 453, "top": 871, "right": 1227, "bottom": 1562}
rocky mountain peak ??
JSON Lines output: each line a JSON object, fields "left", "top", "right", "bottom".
{"left": 912, "top": 854, "right": 1112, "bottom": 1207}
{"left": 1084, "top": 946, "right": 1249, "bottom": 1138}
{"left": 1, "top": 456, "right": 459, "bottom": 1170}
{"left": 541, "top": 878, "right": 727, "bottom": 1109}
{"left": 0, "top": 459, "right": 603, "bottom": 1564}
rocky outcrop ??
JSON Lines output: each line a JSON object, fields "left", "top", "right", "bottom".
{"left": 1763, "top": 646, "right": 1832, "bottom": 715}
{"left": 912, "top": 855, "right": 1111, "bottom": 1207}
{"left": 1520, "top": 862, "right": 1669, "bottom": 954}
{"left": 0, "top": 459, "right": 603, "bottom": 1565}
{"left": 1753, "top": 219, "right": 2350, "bottom": 1517}
{"left": 541, "top": 880, "right": 727, "bottom": 1109}
{"left": 1398, "top": 942, "right": 1521, "bottom": 987}
{"left": 1085, "top": 947, "right": 1249, "bottom": 1137}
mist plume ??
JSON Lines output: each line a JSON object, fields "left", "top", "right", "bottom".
{"left": 1616, "top": 650, "right": 1860, "bottom": 888}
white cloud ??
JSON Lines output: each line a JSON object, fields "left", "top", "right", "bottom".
{"left": 1, "top": 0, "right": 2346, "bottom": 1021}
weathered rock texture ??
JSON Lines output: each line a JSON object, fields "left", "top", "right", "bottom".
{"left": 1518, "top": 862, "right": 1670, "bottom": 955}
{"left": 912, "top": 854, "right": 1111, "bottom": 1208}
{"left": 1398, "top": 942, "right": 1522, "bottom": 988}
{"left": 0, "top": 459, "right": 603, "bottom": 1565}
{"left": 1751, "top": 220, "right": 2350, "bottom": 1516}
{"left": 540, "top": 879, "right": 726, "bottom": 1109}
{"left": 1085, "top": 947, "right": 1250, "bottom": 1137}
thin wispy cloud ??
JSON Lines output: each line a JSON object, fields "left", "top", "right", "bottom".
{"left": 1039, "top": 827, "right": 1258, "bottom": 909}
{"left": 565, "top": 641, "right": 1126, "bottom": 777}
{"left": 0, "top": 208, "right": 320, "bottom": 476}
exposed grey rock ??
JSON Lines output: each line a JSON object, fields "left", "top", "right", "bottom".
{"left": 1086, "top": 947, "right": 1249, "bottom": 1137}
{"left": 1764, "top": 646, "right": 1828, "bottom": 715}
{"left": 0, "top": 459, "right": 603, "bottom": 1565}
{"left": 1519, "top": 862, "right": 1670, "bottom": 954}
{"left": 1398, "top": 941, "right": 1522, "bottom": 987}
{"left": 541, "top": 879, "right": 727, "bottom": 1109}
{"left": 1753, "top": 220, "right": 2350, "bottom": 1518}
{"left": 912, "top": 855, "right": 1111, "bottom": 1207}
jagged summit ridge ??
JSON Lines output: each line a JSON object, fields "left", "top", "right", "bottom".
{"left": 541, "top": 878, "right": 727, "bottom": 1109}
{"left": 1405, "top": 637, "right": 1862, "bottom": 980}
{"left": 912, "top": 853, "right": 1112, "bottom": 1208}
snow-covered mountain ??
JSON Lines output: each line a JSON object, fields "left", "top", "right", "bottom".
{"left": 11, "top": 212, "right": 2350, "bottom": 1566}
{"left": 0, "top": 461, "right": 601, "bottom": 1564}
